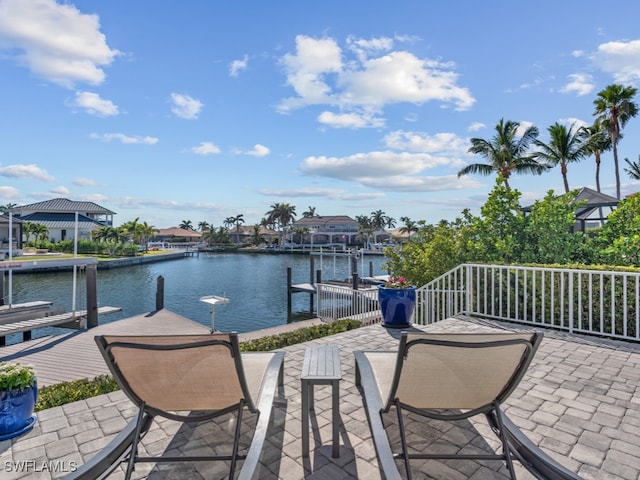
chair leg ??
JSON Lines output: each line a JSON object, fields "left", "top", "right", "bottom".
{"left": 228, "top": 400, "right": 245, "bottom": 480}
{"left": 394, "top": 399, "right": 412, "bottom": 480}
{"left": 125, "top": 406, "right": 147, "bottom": 480}
{"left": 492, "top": 404, "right": 517, "bottom": 480}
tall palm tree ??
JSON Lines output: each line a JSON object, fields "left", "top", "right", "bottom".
{"left": 370, "top": 210, "right": 389, "bottom": 230}
{"left": 593, "top": 84, "right": 639, "bottom": 199}
{"left": 179, "top": 220, "right": 194, "bottom": 231}
{"left": 265, "top": 203, "right": 297, "bottom": 247}
{"left": 534, "top": 122, "right": 588, "bottom": 193}
{"left": 198, "top": 221, "right": 210, "bottom": 232}
{"left": 580, "top": 120, "right": 612, "bottom": 192}
{"left": 231, "top": 214, "right": 245, "bottom": 243}
{"left": 624, "top": 155, "right": 640, "bottom": 180}
{"left": 458, "top": 118, "right": 547, "bottom": 189}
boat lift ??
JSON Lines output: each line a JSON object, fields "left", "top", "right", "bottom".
{"left": 199, "top": 294, "right": 229, "bottom": 332}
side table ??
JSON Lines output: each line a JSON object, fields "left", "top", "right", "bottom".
{"left": 300, "top": 345, "right": 342, "bottom": 458}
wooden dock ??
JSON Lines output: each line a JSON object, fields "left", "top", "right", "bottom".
{"left": 0, "top": 306, "right": 122, "bottom": 337}
{"left": 0, "top": 309, "right": 209, "bottom": 386}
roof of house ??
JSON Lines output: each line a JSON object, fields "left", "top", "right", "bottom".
{"left": 18, "top": 213, "right": 105, "bottom": 230}
{"left": 10, "top": 198, "right": 116, "bottom": 215}
{"left": 522, "top": 187, "right": 619, "bottom": 213}
{"left": 155, "top": 227, "right": 202, "bottom": 238}
{"left": 233, "top": 225, "right": 279, "bottom": 235}
{"left": 293, "top": 215, "right": 357, "bottom": 226}
{"left": 0, "top": 214, "right": 23, "bottom": 225}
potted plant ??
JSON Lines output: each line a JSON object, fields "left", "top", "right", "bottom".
{"left": 0, "top": 362, "right": 38, "bottom": 440}
{"left": 377, "top": 276, "right": 416, "bottom": 328}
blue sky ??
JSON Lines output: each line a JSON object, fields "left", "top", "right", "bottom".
{"left": 1, "top": 0, "right": 640, "bottom": 230}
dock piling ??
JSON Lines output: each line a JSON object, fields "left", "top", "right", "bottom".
{"left": 156, "top": 276, "right": 165, "bottom": 311}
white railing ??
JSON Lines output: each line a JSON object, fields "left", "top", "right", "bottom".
{"left": 416, "top": 264, "right": 640, "bottom": 342}
{"left": 316, "top": 283, "right": 381, "bottom": 325}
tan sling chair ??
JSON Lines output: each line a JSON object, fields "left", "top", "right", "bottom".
{"left": 82, "top": 333, "right": 284, "bottom": 480}
{"left": 355, "top": 331, "right": 577, "bottom": 480}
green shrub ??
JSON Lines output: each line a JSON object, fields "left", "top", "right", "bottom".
{"left": 34, "top": 319, "right": 362, "bottom": 410}
{"left": 36, "top": 375, "right": 119, "bottom": 411}
{"left": 240, "top": 319, "right": 361, "bottom": 351}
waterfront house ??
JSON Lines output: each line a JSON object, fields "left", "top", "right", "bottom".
{"left": 522, "top": 187, "right": 620, "bottom": 232}
{"left": 228, "top": 225, "right": 279, "bottom": 245}
{"left": 10, "top": 198, "right": 115, "bottom": 242}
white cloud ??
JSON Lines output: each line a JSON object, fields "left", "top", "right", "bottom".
{"left": 361, "top": 174, "right": 483, "bottom": 192}
{"left": 278, "top": 35, "right": 343, "bottom": 111}
{"left": 73, "top": 177, "right": 97, "bottom": 187}
{"left": 89, "top": 133, "right": 159, "bottom": 144}
{"left": 318, "top": 110, "right": 385, "bottom": 129}
{"left": 71, "top": 91, "right": 119, "bottom": 116}
{"left": 300, "top": 151, "right": 454, "bottom": 181}
{"left": 468, "top": 122, "right": 485, "bottom": 132}
{"left": 191, "top": 142, "right": 221, "bottom": 155}
{"left": 170, "top": 93, "right": 203, "bottom": 119}
{"left": 229, "top": 55, "right": 248, "bottom": 77}
{"left": 0, "top": 0, "right": 119, "bottom": 88}
{"left": 384, "top": 130, "right": 469, "bottom": 155}
{"left": 592, "top": 39, "right": 640, "bottom": 84}
{"left": 0, "top": 164, "right": 53, "bottom": 181}
{"left": 559, "top": 73, "right": 594, "bottom": 96}
{"left": 278, "top": 35, "right": 475, "bottom": 115}
{"left": 346, "top": 35, "right": 394, "bottom": 62}
{"left": 246, "top": 144, "right": 270, "bottom": 157}
{"left": 51, "top": 185, "right": 69, "bottom": 194}
{"left": 0, "top": 186, "right": 20, "bottom": 198}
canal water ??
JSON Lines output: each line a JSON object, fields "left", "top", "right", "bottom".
{"left": 5, "top": 252, "right": 389, "bottom": 344}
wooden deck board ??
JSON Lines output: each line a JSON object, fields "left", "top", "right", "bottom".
{"left": 0, "top": 309, "right": 210, "bottom": 386}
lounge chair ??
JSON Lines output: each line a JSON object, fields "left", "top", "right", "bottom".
{"left": 355, "top": 331, "right": 577, "bottom": 480}
{"left": 67, "top": 333, "right": 285, "bottom": 480}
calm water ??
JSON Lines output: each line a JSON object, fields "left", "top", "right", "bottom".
{"left": 5, "top": 252, "right": 388, "bottom": 344}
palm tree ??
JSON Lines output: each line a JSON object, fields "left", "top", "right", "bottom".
{"left": 223, "top": 217, "right": 235, "bottom": 231}
{"left": 32, "top": 223, "right": 49, "bottom": 243}
{"left": 355, "top": 215, "right": 373, "bottom": 248}
{"left": 399, "top": 216, "right": 418, "bottom": 240}
{"left": 302, "top": 206, "right": 316, "bottom": 218}
{"left": 534, "top": 122, "right": 588, "bottom": 193}
{"left": 370, "top": 210, "right": 389, "bottom": 230}
{"left": 580, "top": 120, "right": 612, "bottom": 192}
{"left": 0, "top": 203, "right": 17, "bottom": 215}
{"left": 231, "top": 214, "right": 245, "bottom": 243}
{"left": 179, "top": 220, "right": 194, "bottom": 231}
{"left": 458, "top": 118, "right": 547, "bottom": 189}
{"left": 23, "top": 222, "right": 37, "bottom": 243}
{"left": 593, "top": 84, "right": 639, "bottom": 199}
{"left": 624, "top": 155, "right": 640, "bottom": 180}
{"left": 265, "top": 203, "right": 297, "bottom": 247}
{"left": 250, "top": 224, "right": 265, "bottom": 245}
{"left": 198, "top": 221, "right": 210, "bottom": 232}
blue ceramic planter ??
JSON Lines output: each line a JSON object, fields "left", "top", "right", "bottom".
{"left": 377, "top": 285, "right": 416, "bottom": 328}
{"left": 0, "top": 384, "right": 38, "bottom": 440}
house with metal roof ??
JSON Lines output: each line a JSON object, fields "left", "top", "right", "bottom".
{"left": 522, "top": 187, "right": 620, "bottom": 232}
{"left": 10, "top": 198, "right": 116, "bottom": 242}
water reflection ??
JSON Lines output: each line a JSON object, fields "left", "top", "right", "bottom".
{"left": 5, "top": 252, "right": 387, "bottom": 344}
